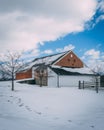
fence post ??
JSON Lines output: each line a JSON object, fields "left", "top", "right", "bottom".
{"left": 83, "top": 81, "right": 84, "bottom": 89}
{"left": 78, "top": 80, "right": 81, "bottom": 89}
{"left": 95, "top": 78, "right": 98, "bottom": 93}
{"left": 57, "top": 75, "right": 59, "bottom": 88}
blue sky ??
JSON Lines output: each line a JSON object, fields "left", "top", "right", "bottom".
{"left": 39, "top": 16, "right": 104, "bottom": 67}
{"left": 0, "top": 0, "right": 104, "bottom": 68}
{"left": 41, "top": 20, "right": 104, "bottom": 55}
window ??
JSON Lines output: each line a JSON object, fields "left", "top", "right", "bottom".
{"left": 70, "top": 54, "right": 73, "bottom": 58}
{"left": 68, "top": 59, "right": 70, "bottom": 62}
{"left": 73, "top": 59, "right": 76, "bottom": 62}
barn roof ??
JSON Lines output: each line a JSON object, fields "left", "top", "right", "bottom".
{"left": 19, "top": 50, "right": 71, "bottom": 71}
{"left": 50, "top": 65, "right": 95, "bottom": 75}
{"left": 50, "top": 67, "right": 81, "bottom": 75}
{"left": 31, "top": 51, "right": 68, "bottom": 65}
{"left": 17, "top": 50, "right": 95, "bottom": 76}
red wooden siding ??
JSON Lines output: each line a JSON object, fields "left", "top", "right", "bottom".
{"left": 16, "top": 69, "right": 32, "bottom": 80}
{"left": 54, "top": 51, "right": 83, "bottom": 68}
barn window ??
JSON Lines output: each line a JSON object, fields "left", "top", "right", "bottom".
{"left": 68, "top": 59, "right": 70, "bottom": 62}
{"left": 70, "top": 54, "right": 73, "bottom": 58}
{"left": 73, "top": 59, "right": 76, "bottom": 62}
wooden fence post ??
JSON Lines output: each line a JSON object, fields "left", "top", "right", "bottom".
{"left": 95, "top": 78, "right": 98, "bottom": 93}
{"left": 57, "top": 75, "right": 59, "bottom": 88}
{"left": 78, "top": 80, "right": 81, "bottom": 89}
{"left": 83, "top": 81, "right": 84, "bottom": 89}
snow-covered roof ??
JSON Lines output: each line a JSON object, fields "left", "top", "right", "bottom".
{"left": 64, "top": 66, "right": 94, "bottom": 75}
{"left": 32, "top": 51, "right": 67, "bottom": 65}
{"left": 20, "top": 51, "right": 68, "bottom": 71}
{"left": 50, "top": 65, "right": 95, "bottom": 75}
{"left": 18, "top": 50, "right": 95, "bottom": 76}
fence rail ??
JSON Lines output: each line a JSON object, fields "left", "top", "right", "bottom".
{"left": 78, "top": 81, "right": 99, "bottom": 93}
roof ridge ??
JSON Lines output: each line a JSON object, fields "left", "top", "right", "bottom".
{"left": 32, "top": 50, "right": 70, "bottom": 62}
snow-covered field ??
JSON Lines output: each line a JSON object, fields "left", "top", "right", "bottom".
{"left": 0, "top": 81, "right": 104, "bottom": 130}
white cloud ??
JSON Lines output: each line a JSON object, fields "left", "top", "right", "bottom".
{"left": 0, "top": 0, "right": 97, "bottom": 54}
{"left": 84, "top": 49, "right": 100, "bottom": 59}
{"left": 82, "top": 49, "right": 104, "bottom": 72}
{"left": 43, "top": 50, "right": 53, "bottom": 55}
{"left": 96, "top": 15, "right": 104, "bottom": 23}
{"left": 98, "top": 0, "right": 104, "bottom": 12}
{"left": 56, "top": 44, "right": 75, "bottom": 52}
{"left": 92, "top": 1, "right": 104, "bottom": 26}
{"left": 22, "top": 49, "right": 40, "bottom": 60}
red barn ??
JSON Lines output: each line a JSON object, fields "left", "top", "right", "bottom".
{"left": 16, "top": 50, "right": 95, "bottom": 87}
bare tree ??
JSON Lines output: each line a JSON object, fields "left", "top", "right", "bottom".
{"left": 92, "top": 63, "right": 104, "bottom": 75}
{"left": 37, "top": 63, "right": 45, "bottom": 87}
{"left": 91, "top": 62, "right": 104, "bottom": 92}
{"left": 0, "top": 69, "right": 10, "bottom": 81}
{"left": 0, "top": 51, "right": 24, "bottom": 91}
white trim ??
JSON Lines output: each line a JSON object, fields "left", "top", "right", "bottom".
{"left": 16, "top": 78, "right": 34, "bottom": 82}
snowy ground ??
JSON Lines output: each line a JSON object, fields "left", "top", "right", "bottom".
{"left": 0, "top": 81, "right": 104, "bottom": 130}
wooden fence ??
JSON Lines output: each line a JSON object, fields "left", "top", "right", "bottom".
{"left": 78, "top": 81, "right": 99, "bottom": 93}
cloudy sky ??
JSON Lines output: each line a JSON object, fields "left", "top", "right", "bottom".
{"left": 0, "top": 0, "right": 104, "bottom": 67}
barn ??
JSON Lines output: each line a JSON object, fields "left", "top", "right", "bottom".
{"left": 16, "top": 50, "right": 96, "bottom": 87}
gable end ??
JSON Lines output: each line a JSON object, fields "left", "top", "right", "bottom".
{"left": 54, "top": 51, "right": 83, "bottom": 68}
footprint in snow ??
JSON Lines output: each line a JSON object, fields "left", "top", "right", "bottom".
{"left": 10, "top": 95, "right": 13, "bottom": 97}
{"left": 7, "top": 100, "right": 13, "bottom": 104}
{"left": 90, "top": 125, "right": 94, "bottom": 128}
{"left": 68, "top": 120, "right": 72, "bottom": 122}
{"left": 36, "top": 111, "right": 42, "bottom": 115}
{"left": 25, "top": 106, "right": 32, "bottom": 111}
{"left": 19, "top": 103, "right": 24, "bottom": 107}
{"left": 7, "top": 100, "right": 10, "bottom": 102}
{"left": 18, "top": 98, "right": 21, "bottom": 103}
{"left": 32, "top": 109, "right": 42, "bottom": 115}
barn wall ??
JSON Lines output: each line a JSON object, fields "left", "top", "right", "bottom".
{"left": 34, "top": 69, "right": 48, "bottom": 86}
{"left": 48, "top": 68, "right": 57, "bottom": 87}
{"left": 48, "top": 74, "right": 94, "bottom": 87}
{"left": 16, "top": 69, "right": 32, "bottom": 80}
{"left": 47, "top": 67, "right": 95, "bottom": 87}
{"left": 55, "top": 51, "right": 83, "bottom": 68}
{"left": 59, "top": 75, "right": 94, "bottom": 87}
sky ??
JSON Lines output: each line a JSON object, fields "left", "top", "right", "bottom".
{"left": 0, "top": 0, "right": 104, "bottom": 68}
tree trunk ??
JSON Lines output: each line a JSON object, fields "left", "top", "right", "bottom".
{"left": 11, "top": 72, "right": 14, "bottom": 91}
{"left": 40, "top": 76, "right": 42, "bottom": 87}
{"left": 95, "top": 77, "right": 98, "bottom": 93}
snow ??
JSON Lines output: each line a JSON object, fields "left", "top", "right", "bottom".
{"left": 0, "top": 81, "right": 104, "bottom": 130}
{"left": 64, "top": 66, "right": 94, "bottom": 74}
{"left": 32, "top": 52, "right": 66, "bottom": 65}
{"left": 51, "top": 65, "right": 94, "bottom": 75}
{"left": 20, "top": 52, "right": 66, "bottom": 71}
